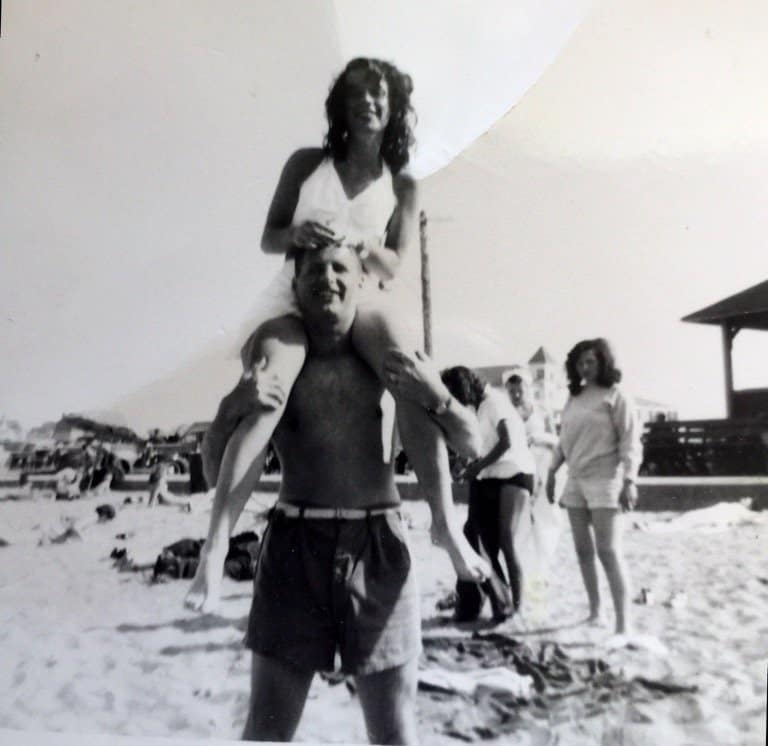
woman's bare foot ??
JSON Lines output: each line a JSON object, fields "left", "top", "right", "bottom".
{"left": 585, "top": 610, "right": 606, "bottom": 627}
{"left": 184, "top": 549, "right": 225, "bottom": 614}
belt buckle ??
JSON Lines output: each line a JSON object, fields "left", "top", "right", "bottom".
{"left": 334, "top": 506, "right": 347, "bottom": 520}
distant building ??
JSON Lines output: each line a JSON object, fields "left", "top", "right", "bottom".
{"left": 474, "top": 347, "right": 675, "bottom": 426}
{"left": 526, "top": 346, "right": 568, "bottom": 418}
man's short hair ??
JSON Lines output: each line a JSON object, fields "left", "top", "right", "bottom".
{"left": 292, "top": 245, "right": 362, "bottom": 276}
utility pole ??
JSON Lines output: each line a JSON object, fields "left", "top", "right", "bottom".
{"left": 419, "top": 210, "right": 432, "bottom": 356}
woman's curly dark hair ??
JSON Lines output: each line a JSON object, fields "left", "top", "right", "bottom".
{"left": 324, "top": 58, "right": 415, "bottom": 175}
{"left": 440, "top": 366, "right": 486, "bottom": 409}
{"left": 565, "top": 338, "right": 622, "bottom": 395}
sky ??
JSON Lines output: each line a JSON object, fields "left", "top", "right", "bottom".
{"left": 2, "top": 0, "right": 767, "bottom": 434}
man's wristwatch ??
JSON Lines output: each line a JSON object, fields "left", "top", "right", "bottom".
{"left": 428, "top": 397, "right": 453, "bottom": 416}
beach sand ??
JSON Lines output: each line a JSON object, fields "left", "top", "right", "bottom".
{"left": 0, "top": 487, "right": 765, "bottom": 745}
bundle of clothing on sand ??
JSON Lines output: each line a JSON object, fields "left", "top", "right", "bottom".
{"left": 418, "top": 632, "right": 698, "bottom": 742}
{"left": 109, "top": 531, "right": 262, "bottom": 582}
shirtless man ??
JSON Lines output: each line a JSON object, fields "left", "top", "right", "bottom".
{"left": 185, "top": 272, "right": 484, "bottom": 618}
{"left": 212, "top": 244, "right": 488, "bottom": 743}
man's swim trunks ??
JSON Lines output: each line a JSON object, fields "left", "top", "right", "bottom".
{"left": 245, "top": 504, "right": 421, "bottom": 676}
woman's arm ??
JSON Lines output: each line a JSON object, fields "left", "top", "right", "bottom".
{"left": 612, "top": 389, "right": 642, "bottom": 512}
{"left": 612, "top": 389, "right": 642, "bottom": 482}
{"left": 260, "top": 148, "right": 328, "bottom": 255}
{"left": 462, "top": 419, "right": 511, "bottom": 480}
{"left": 358, "top": 173, "right": 417, "bottom": 281}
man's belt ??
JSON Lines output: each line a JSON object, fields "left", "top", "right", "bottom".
{"left": 273, "top": 502, "right": 400, "bottom": 520}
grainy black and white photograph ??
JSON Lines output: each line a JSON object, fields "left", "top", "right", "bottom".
{"left": 1, "top": 2, "right": 767, "bottom": 745}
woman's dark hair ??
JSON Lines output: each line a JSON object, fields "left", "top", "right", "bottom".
{"left": 440, "top": 366, "right": 486, "bottom": 409}
{"left": 324, "top": 58, "right": 415, "bottom": 174}
{"left": 565, "top": 338, "right": 622, "bottom": 395}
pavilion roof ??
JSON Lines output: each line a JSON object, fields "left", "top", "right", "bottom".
{"left": 682, "top": 279, "right": 768, "bottom": 330}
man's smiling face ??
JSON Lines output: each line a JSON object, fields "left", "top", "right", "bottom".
{"left": 293, "top": 245, "right": 364, "bottom": 321}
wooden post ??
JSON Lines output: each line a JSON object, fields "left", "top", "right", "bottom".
{"left": 721, "top": 322, "right": 735, "bottom": 418}
{"left": 419, "top": 210, "right": 432, "bottom": 356}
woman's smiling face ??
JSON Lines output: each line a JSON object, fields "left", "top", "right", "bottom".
{"left": 343, "top": 66, "right": 390, "bottom": 136}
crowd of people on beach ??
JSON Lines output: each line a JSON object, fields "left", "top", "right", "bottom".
{"left": 170, "top": 57, "right": 643, "bottom": 744}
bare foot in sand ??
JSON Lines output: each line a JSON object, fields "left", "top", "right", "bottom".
{"left": 184, "top": 550, "right": 225, "bottom": 614}
{"left": 585, "top": 611, "right": 607, "bottom": 628}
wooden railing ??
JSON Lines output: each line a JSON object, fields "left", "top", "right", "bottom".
{"left": 640, "top": 418, "right": 768, "bottom": 476}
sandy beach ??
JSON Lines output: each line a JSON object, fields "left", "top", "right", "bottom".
{"left": 0, "top": 486, "right": 765, "bottom": 745}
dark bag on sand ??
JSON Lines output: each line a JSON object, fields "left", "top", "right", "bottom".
{"left": 96, "top": 504, "right": 116, "bottom": 521}
{"left": 152, "top": 538, "right": 205, "bottom": 580}
{"left": 152, "top": 532, "right": 260, "bottom": 582}
{"left": 223, "top": 531, "right": 261, "bottom": 581}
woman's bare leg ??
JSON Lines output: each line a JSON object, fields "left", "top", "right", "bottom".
{"left": 498, "top": 484, "right": 528, "bottom": 612}
{"left": 185, "top": 317, "right": 306, "bottom": 613}
{"left": 352, "top": 308, "right": 484, "bottom": 581}
{"left": 592, "top": 508, "right": 632, "bottom": 634}
{"left": 567, "top": 507, "right": 602, "bottom": 623}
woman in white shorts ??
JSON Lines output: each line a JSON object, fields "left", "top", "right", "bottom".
{"left": 546, "top": 338, "right": 642, "bottom": 635}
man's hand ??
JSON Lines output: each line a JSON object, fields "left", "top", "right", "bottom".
{"left": 431, "top": 522, "right": 490, "bottom": 584}
{"left": 201, "top": 360, "right": 286, "bottom": 486}
{"left": 619, "top": 480, "right": 638, "bottom": 512}
{"left": 383, "top": 349, "right": 449, "bottom": 410}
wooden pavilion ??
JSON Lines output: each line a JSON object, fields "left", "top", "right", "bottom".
{"left": 682, "top": 278, "right": 768, "bottom": 419}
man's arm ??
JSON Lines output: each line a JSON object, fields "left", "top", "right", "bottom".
{"left": 383, "top": 349, "right": 482, "bottom": 458}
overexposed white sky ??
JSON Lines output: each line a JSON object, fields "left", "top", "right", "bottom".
{"left": 2, "top": 0, "right": 767, "bottom": 433}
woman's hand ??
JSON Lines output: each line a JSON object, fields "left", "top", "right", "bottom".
{"left": 619, "top": 480, "right": 638, "bottom": 512}
{"left": 459, "top": 460, "right": 483, "bottom": 483}
{"left": 290, "top": 220, "right": 343, "bottom": 251}
{"left": 383, "top": 350, "right": 450, "bottom": 410}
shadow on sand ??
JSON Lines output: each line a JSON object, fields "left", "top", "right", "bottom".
{"left": 115, "top": 613, "right": 247, "bottom": 636}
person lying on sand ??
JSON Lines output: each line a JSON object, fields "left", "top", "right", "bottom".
{"left": 147, "top": 462, "right": 191, "bottom": 512}
{"left": 204, "top": 244, "right": 490, "bottom": 743}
